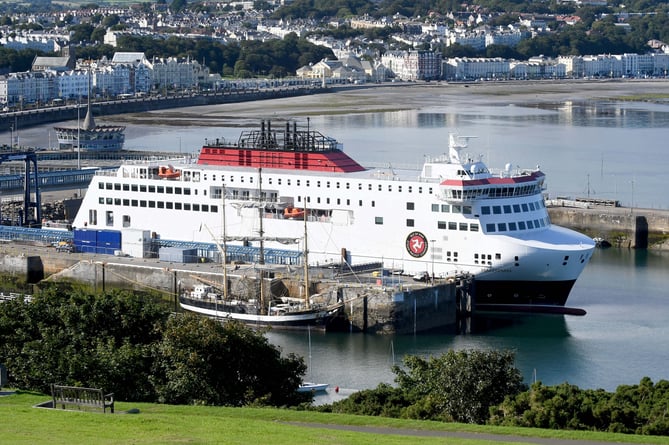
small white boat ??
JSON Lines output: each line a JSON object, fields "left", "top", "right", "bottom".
{"left": 297, "top": 382, "right": 329, "bottom": 393}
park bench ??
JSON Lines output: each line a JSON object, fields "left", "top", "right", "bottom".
{"left": 51, "top": 384, "right": 114, "bottom": 413}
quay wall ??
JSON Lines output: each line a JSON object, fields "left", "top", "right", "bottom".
{"left": 340, "top": 279, "right": 468, "bottom": 334}
{"left": 548, "top": 206, "right": 669, "bottom": 249}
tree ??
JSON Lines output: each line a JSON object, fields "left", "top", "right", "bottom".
{"left": 394, "top": 349, "right": 526, "bottom": 423}
{"left": 151, "top": 314, "right": 309, "bottom": 406}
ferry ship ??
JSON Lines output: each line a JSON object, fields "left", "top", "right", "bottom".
{"left": 72, "top": 120, "right": 595, "bottom": 311}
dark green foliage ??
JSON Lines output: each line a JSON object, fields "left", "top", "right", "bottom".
{"left": 320, "top": 383, "right": 410, "bottom": 417}
{"left": 490, "top": 378, "right": 669, "bottom": 436}
{"left": 394, "top": 349, "right": 526, "bottom": 423}
{"left": 318, "top": 349, "right": 525, "bottom": 424}
{"left": 151, "top": 314, "right": 308, "bottom": 406}
{"left": 0, "top": 285, "right": 168, "bottom": 401}
{"left": 0, "top": 286, "right": 308, "bottom": 407}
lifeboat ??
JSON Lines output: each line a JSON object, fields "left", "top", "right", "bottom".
{"left": 158, "top": 165, "right": 181, "bottom": 179}
{"left": 284, "top": 207, "right": 305, "bottom": 219}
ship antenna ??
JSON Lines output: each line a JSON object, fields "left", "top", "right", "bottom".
{"left": 303, "top": 196, "right": 310, "bottom": 309}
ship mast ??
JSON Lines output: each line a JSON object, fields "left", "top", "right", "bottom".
{"left": 303, "top": 196, "right": 310, "bottom": 309}
{"left": 257, "top": 167, "right": 266, "bottom": 314}
{"left": 222, "top": 185, "right": 228, "bottom": 300}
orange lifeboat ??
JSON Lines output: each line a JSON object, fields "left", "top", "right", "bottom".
{"left": 158, "top": 165, "right": 181, "bottom": 179}
{"left": 284, "top": 207, "right": 305, "bottom": 219}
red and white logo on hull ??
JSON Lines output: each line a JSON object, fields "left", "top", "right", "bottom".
{"left": 406, "top": 231, "right": 428, "bottom": 258}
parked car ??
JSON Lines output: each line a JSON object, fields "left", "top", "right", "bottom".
{"left": 412, "top": 271, "right": 430, "bottom": 282}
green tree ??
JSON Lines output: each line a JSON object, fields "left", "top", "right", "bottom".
{"left": 394, "top": 349, "right": 526, "bottom": 423}
{"left": 151, "top": 314, "right": 308, "bottom": 406}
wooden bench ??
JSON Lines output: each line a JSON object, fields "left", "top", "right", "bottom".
{"left": 51, "top": 384, "right": 114, "bottom": 413}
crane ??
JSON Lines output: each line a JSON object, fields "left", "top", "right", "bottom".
{"left": 0, "top": 150, "right": 41, "bottom": 227}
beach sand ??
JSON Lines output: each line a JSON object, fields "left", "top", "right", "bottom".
{"left": 109, "top": 79, "right": 669, "bottom": 127}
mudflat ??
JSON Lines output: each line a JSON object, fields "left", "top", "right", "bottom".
{"left": 114, "top": 79, "right": 669, "bottom": 127}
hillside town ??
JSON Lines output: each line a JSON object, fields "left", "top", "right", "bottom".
{"left": 1, "top": 2, "right": 669, "bottom": 107}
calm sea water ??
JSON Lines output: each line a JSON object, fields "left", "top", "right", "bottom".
{"left": 12, "top": 88, "right": 669, "bottom": 394}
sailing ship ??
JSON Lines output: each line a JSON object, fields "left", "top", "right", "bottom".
{"left": 72, "top": 119, "right": 595, "bottom": 312}
{"left": 179, "top": 180, "right": 342, "bottom": 330}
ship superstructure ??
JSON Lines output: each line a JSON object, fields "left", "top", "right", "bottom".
{"left": 72, "top": 120, "right": 594, "bottom": 308}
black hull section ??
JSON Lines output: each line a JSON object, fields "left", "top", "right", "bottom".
{"left": 474, "top": 279, "right": 577, "bottom": 307}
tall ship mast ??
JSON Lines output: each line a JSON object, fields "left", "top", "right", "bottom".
{"left": 72, "top": 119, "right": 595, "bottom": 311}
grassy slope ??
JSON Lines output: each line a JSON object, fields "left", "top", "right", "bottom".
{"left": 2, "top": 391, "right": 669, "bottom": 445}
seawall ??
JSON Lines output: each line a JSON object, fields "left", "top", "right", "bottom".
{"left": 548, "top": 203, "right": 669, "bottom": 249}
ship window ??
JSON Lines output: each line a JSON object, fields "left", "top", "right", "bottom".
{"left": 306, "top": 180, "right": 310, "bottom": 186}
{"left": 378, "top": 184, "right": 382, "bottom": 191}
{"left": 368, "top": 184, "right": 372, "bottom": 190}
{"left": 359, "top": 200, "right": 362, "bottom": 206}
{"left": 375, "top": 217, "right": 383, "bottom": 225}
{"left": 166, "top": 202, "right": 173, "bottom": 209}
{"left": 407, "top": 219, "right": 414, "bottom": 227}
{"left": 114, "top": 183, "right": 121, "bottom": 191}
{"left": 496, "top": 253, "right": 501, "bottom": 260}
{"left": 470, "top": 223, "right": 479, "bottom": 232}
{"left": 157, "top": 202, "right": 164, "bottom": 209}
{"left": 521, "top": 203, "right": 529, "bottom": 212}
{"left": 157, "top": 186, "right": 164, "bottom": 193}
{"left": 287, "top": 179, "right": 291, "bottom": 186}
{"left": 131, "top": 200, "right": 138, "bottom": 207}
{"left": 336, "top": 199, "right": 340, "bottom": 205}
{"left": 513, "top": 204, "right": 521, "bottom": 213}
{"left": 139, "top": 185, "right": 146, "bottom": 192}
{"left": 114, "top": 198, "right": 121, "bottom": 206}
{"left": 317, "top": 181, "right": 321, "bottom": 187}
{"left": 438, "top": 221, "right": 446, "bottom": 229}
{"left": 518, "top": 221, "right": 526, "bottom": 230}
{"left": 463, "top": 206, "right": 472, "bottom": 214}
{"left": 184, "top": 204, "right": 191, "bottom": 211}
{"left": 149, "top": 186, "right": 156, "bottom": 193}
{"left": 358, "top": 183, "right": 362, "bottom": 190}
{"left": 98, "top": 183, "right": 104, "bottom": 189}
{"left": 509, "top": 222, "right": 517, "bottom": 231}
{"left": 540, "top": 219, "right": 546, "bottom": 227}
{"left": 175, "top": 203, "right": 182, "bottom": 210}
{"left": 459, "top": 223, "right": 468, "bottom": 231}
{"left": 184, "top": 188, "right": 191, "bottom": 195}
{"left": 317, "top": 197, "right": 321, "bottom": 204}
{"left": 452, "top": 205, "right": 461, "bottom": 214}
{"left": 492, "top": 206, "right": 501, "bottom": 214}
{"left": 122, "top": 215, "right": 130, "bottom": 228}
{"left": 89, "top": 209, "right": 97, "bottom": 225}
{"left": 406, "top": 202, "right": 414, "bottom": 210}
{"left": 431, "top": 204, "right": 439, "bottom": 212}
{"left": 327, "top": 181, "right": 330, "bottom": 188}
{"left": 346, "top": 199, "right": 350, "bottom": 205}
{"left": 418, "top": 187, "right": 422, "bottom": 193}
{"left": 326, "top": 198, "right": 330, "bottom": 204}
{"left": 372, "top": 201, "right": 375, "bottom": 207}
{"left": 106, "top": 198, "right": 113, "bottom": 205}
{"left": 474, "top": 253, "right": 479, "bottom": 259}
{"left": 441, "top": 204, "right": 450, "bottom": 212}
{"left": 526, "top": 220, "right": 533, "bottom": 229}
{"left": 448, "top": 222, "right": 457, "bottom": 230}
{"left": 165, "top": 187, "right": 173, "bottom": 194}
{"left": 192, "top": 204, "right": 199, "bottom": 211}
{"left": 529, "top": 202, "right": 535, "bottom": 211}
{"left": 176, "top": 187, "right": 183, "bottom": 194}
{"left": 428, "top": 187, "right": 432, "bottom": 194}
{"left": 148, "top": 201, "right": 155, "bottom": 208}
{"left": 296, "top": 180, "right": 300, "bottom": 186}
{"left": 105, "top": 182, "right": 112, "bottom": 190}
{"left": 534, "top": 219, "right": 541, "bottom": 227}
{"left": 277, "top": 178, "right": 281, "bottom": 185}
{"left": 130, "top": 184, "right": 138, "bottom": 192}
{"left": 346, "top": 183, "right": 350, "bottom": 189}
{"left": 99, "top": 197, "right": 104, "bottom": 204}
{"left": 503, "top": 205, "right": 512, "bottom": 213}
{"left": 123, "top": 199, "right": 129, "bottom": 206}
{"left": 106, "top": 211, "right": 113, "bottom": 226}
{"left": 497, "top": 223, "right": 507, "bottom": 231}
{"left": 408, "top": 186, "right": 412, "bottom": 193}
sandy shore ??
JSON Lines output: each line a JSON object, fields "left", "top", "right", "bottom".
{"left": 108, "top": 79, "right": 669, "bottom": 127}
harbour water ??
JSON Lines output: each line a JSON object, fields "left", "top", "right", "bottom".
{"left": 10, "top": 84, "right": 669, "bottom": 395}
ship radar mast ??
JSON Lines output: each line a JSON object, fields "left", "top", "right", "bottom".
{"left": 448, "top": 134, "right": 477, "bottom": 164}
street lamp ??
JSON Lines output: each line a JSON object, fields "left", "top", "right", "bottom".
{"left": 9, "top": 125, "right": 13, "bottom": 148}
